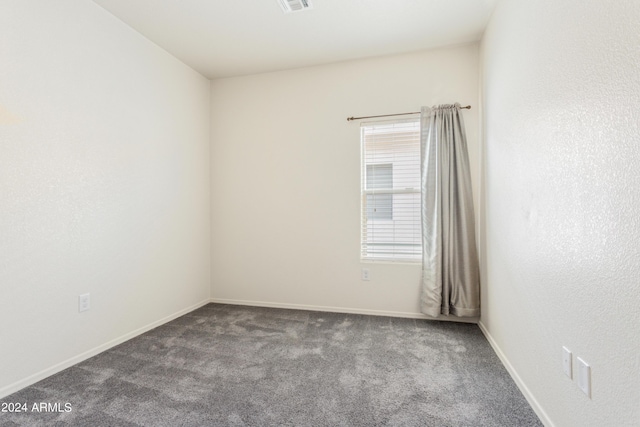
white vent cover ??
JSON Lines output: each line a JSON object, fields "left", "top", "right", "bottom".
{"left": 277, "top": 0, "right": 312, "bottom": 13}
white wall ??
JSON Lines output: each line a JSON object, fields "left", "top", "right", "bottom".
{"left": 210, "top": 45, "right": 480, "bottom": 318}
{"left": 0, "top": 1, "right": 211, "bottom": 396}
{"left": 480, "top": 1, "right": 640, "bottom": 426}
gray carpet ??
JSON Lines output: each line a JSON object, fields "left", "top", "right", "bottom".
{"left": 1, "top": 303, "right": 542, "bottom": 426}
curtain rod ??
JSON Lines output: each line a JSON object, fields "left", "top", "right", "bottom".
{"left": 346, "top": 105, "right": 471, "bottom": 122}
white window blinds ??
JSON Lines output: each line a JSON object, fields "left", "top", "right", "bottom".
{"left": 361, "top": 119, "right": 421, "bottom": 261}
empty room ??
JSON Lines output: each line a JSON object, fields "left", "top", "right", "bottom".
{"left": 1, "top": 0, "right": 638, "bottom": 426}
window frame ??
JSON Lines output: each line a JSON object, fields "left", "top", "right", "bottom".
{"left": 360, "top": 118, "right": 422, "bottom": 263}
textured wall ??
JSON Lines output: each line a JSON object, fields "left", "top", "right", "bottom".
{"left": 210, "top": 45, "right": 480, "bottom": 318}
{"left": 0, "top": 1, "right": 211, "bottom": 395}
{"left": 480, "top": 0, "right": 640, "bottom": 425}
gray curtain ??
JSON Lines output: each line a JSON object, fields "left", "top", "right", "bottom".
{"left": 420, "top": 103, "right": 480, "bottom": 317}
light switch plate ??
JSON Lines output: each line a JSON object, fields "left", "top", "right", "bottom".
{"left": 577, "top": 357, "right": 591, "bottom": 397}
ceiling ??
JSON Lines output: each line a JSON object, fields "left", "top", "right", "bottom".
{"left": 92, "top": 0, "right": 498, "bottom": 79}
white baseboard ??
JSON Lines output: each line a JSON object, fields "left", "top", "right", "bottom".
{"left": 478, "top": 321, "right": 554, "bottom": 427}
{"left": 209, "top": 297, "right": 478, "bottom": 323}
{"left": 0, "top": 299, "right": 210, "bottom": 399}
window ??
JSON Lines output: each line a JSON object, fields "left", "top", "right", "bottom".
{"left": 361, "top": 119, "right": 421, "bottom": 261}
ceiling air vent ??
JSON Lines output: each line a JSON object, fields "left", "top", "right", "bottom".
{"left": 277, "top": 0, "right": 313, "bottom": 13}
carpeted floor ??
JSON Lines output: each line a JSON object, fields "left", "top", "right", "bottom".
{"left": 1, "top": 303, "right": 542, "bottom": 426}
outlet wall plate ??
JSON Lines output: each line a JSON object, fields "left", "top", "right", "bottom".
{"left": 361, "top": 268, "right": 370, "bottom": 281}
{"left": 562, "top": 346, "right": 572, "bottom": 378}
{"left": 79, "top": 293, "right": 90, "bottom": 312}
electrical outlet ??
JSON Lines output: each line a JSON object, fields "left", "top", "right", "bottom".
{"left": 577, "top": 357, "right": 591, "bottom": 397}
{"left": 79, "top": 293, "right": 90, "bottom": 312}
{"left": 562, "top": 346, "right": 572, "bottom": 378}
{"left": 361, "top": 268, "right": 370, "bottom": 281}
